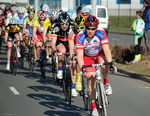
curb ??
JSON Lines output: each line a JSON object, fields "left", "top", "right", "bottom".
{"left": 117, "top": 68, "right": 150, "bottom": 83}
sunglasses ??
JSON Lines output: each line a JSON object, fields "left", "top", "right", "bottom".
{"left": 19, "top": 13, "right": 24, "bottom": 15}
{"left": 75, "top": 26, "right": 85, "bottom": 30}
{"left": 29, "top": 13, "right": 34, "bottom": 16}
{"left": 86, "top": 27, "right": 97, "bottom": 31}
{"left": 60, "top": 23, "right": 69, "bottom": 26}
{"left": 10, "top": 24, "right": 16, "bottom": 26}
{"left": 39, "top": 19, "right": 45, "bottom": 21}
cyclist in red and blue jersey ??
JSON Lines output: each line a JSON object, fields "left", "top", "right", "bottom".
{"left": 76, "top": 15, "right": 117, "bottom": 116}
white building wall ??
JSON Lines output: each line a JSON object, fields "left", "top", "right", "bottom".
{"left": 61, "top": 0, "right": 75, "bottom": 9}
{"left": 0, "top": 0, "right": 27, "bottom": 3}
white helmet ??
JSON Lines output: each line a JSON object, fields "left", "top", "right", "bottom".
{"left": 18, "top": 6, "right": 26, "bottom": 14}
{"left": 62, "top": 6, "right": 68, "bottom": 13}
{"left": 51, "top": 10, "right": 58, "bottom": 19}
{"left": 9, "top": 17, "right": 17, "bottom": 24}
{"left": 11, "top": 6, "right": 18, "bottom": 11}
{"left": 0, "top": 4, "right": 6, "bottom": 10}
{"left": 0, "top": 10, "right": 3, "bottom": 15}
{"left": 81, "top": 7, "right": 90, "bottom": 14}
{"left": 42, "top": 4, "right": 49, "bottom": 11}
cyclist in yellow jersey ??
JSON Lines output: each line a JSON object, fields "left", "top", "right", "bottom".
{"left": 43, "top": 10, "right": 58, "bottom": 63}
{"left": 23, "top": 7, "right": 38, "bottom": 49}
{"left": 5, "top": 17, "right": 23, "bottom": 70}
{"left": 33, "top": 13, "right": 47, "bottom": 66}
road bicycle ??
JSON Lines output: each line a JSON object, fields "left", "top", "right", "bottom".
{"left": 19, "top": 40, "right": 25, "bottom": 69}
{"left": 82, "top": 62, "right": 113, "bottom": 116}
{"left": 26, "top": 35, "right": 35, "bottom": 72}
{"left": 58, "top": 52, "right": 72, "bottom": 105}
{"left": 10, "top": 39, "right": 19, "bottom": 75}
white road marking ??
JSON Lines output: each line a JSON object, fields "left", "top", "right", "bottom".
{"left": 9, "top": 87, "right": 20, "bottom": 95}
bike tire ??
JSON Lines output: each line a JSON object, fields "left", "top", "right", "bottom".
{"left": 13, "top": 48, "right": 17, "bottom": 75}
{"left": 66, "top": 70, "right": 72, "bottom": 105}
{"left": 97, "top": 82, "right": 107, "bottom": 116}
{"left": 82, "top": 77, "right": 89, "bottom": 111}
{"left": 20, "top": 44, "right": 25, "bottom": 69}
{"left": 52, "top": 55, "right": 56, "bottom": 81}
{"left": 62, "top": 69, "right": 68, "bottom": 102}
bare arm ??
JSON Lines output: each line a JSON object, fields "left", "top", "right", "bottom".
{"left": 76, "top": 49, "right": 84, "bottom": 70}
{"left": 23, "top": 24, "right": 26, "bottom": 34}
{"left": 43, "top": 28, "right": 48, "bottom": 43}
{"left": 68, "top": 40, "right": 74, "bottom": 59}
{"left": 51, "top": 37, "right": 57, "bottom": 51}
{"left": 102, "top": 44, "right": 112, "bottom": 62}
{"left": 33, "top": 26, "right": 37, "bottom": 39}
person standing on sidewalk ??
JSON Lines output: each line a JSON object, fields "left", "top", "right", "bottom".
{"left": 131, "top": 11, "right": 145, "bottom": 63}
{"left": 142, "top": 0, "right": 150, "bottom": 55}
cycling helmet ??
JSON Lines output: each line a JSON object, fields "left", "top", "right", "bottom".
{"left": 5, "top": 6, "right": 11, "bottom": 11}
{"left": 58, "top": 12, "right": 70, "bottom": 24}
{"left": 18, "top": 6, "right": 26, "bottom": 14}
{"left": 51, "top": 10, "right": 58, "bottom": 19}
{"left": 81, "top": 7, "right": 90, "bottom": 14}
{"left": 74, "top": 15, "right": 85, "bottom": 27}
{"left": 61, "top": 7, "right": 68, "bottom": 13}
{"left": 9, "top": 17, "right": 17, "bottom": 24}
{"left": 0, "top": 10, "right": 3, "bottom": 14}
{"left": 28, "top": 6, "right": 35, "bottom": 14}
{"left": 42, "top": 4, "right": 49, "bottom": 11}
{"left": 0, "top": 4, "right": 6, "bottom": 10}
{"left": 38, "top": 13, "right": 46, "bottom": 19}
{"left": 11, "top": 5, "right": 17, "bottom": 11}
{"left": 85, "top": 15, "right": 99, "bottom": 27}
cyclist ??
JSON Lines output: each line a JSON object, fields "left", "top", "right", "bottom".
{"left": 43, "top": 9, "right": 58, "bottom": 64}
{"left": 51, "top": 12, "right": 71, "bottom": 79}
{"left": 0, "top": 4, "right": 6, "bottom": 15}
{"left": 72, "top": 6, "right": 82, "bottom": 20}
{"left": 33, "top": 13, "right": 46, "bottom": 67}
{"left": 14, "top": 6, "right": 28, "bottom": 28}
{"left": 23, "top": 7, "right": 38, "bottom": 50}
{"left": 38, "top": 4, "right": 51, "bottom": 18}
{"left": 81, "top": 7, "right": 90, "bottom": 19}
{"left": 5, "top": 17, "right": 23, "bottom": 70}
{"left": 68, "top": 15, "right": 85, "bottom": 96}
{"left": 6, "top": 4, "right": 18, "bottom": 25}
{"left": 76, "top": 15, "right": 116, "bottom": 116}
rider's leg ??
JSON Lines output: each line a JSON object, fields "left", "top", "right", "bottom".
{"left": 25, "top": 32, "right": 29, "bottom": 47}
{"left": 76, "top": 63, "right": 82, "bottom": 91}
{"left": 15, "top": 34, "right": 21, "bottom": 58}
{"left": 36, "top": 41, "right": 42, "bottom": 59}
{"left": 56, "top": 44, "right": 66, "bottom": 79}
{"left": 6, "top": 41, "right": 12, "bottom": 70}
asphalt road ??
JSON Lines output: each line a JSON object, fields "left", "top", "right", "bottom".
{"left": 108, "top": 33, "right": 145, "bottom": 47}
{"left": 0, "top": 42, "right": 150, "bottom": 116}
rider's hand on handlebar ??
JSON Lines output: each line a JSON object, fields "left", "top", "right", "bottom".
{"left": 110, "top": 61, "right": 117, "bottom": 74}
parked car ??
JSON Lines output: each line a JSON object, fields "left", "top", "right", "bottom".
{"left": 86, "top": 5, "right": 109, "bottom": 34}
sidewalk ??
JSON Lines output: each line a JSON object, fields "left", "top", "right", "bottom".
{"left": 109, "top": 28, "right": 150, "bottom": 84}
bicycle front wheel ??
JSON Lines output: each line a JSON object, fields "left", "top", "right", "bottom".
{"left": 96, "top": 81, "right": 107, "bottom": 116}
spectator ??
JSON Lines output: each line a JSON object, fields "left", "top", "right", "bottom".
{"left": 131, "top": 11, "right": 145, "bottom": 63}
{"left": 142, "top": 0, "right": 150, "bottom": 55}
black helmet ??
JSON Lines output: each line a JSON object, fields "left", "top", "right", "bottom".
{"left": 58, "top": 12, "right": 70, "bottom": 24}
{"left": 5, "top": 6, "right": 11, "bottom": 11}
{"left": 76, "top": 6, "right": 82, "bottom": 13}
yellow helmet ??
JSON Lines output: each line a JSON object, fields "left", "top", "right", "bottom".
{"left": 74, "top": 15, "right": 85, "bottom": 27}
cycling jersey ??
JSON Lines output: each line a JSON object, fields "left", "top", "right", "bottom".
{"left": 34, "top": 20, "right": 44, "bottom": 35}
{"left": 14, "top": 13, "right": 28, "bottom": 27}
{"left": 68, "top": 27, "right": 78, "bottom": 43}
{"left": 132, "top": 18, "right": 145, "bottom": 36}
{"left": 5, "top": 24, "right": 22, "bottom": 33}
{"left": 76, "top": 29, "right": 109, "bottom": 57}
{"left": 24, "top": 16, "right": 38, "bottom": 30}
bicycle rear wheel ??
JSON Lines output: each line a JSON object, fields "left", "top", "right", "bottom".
{"left": 52, "top": 55, "right": 56, "bottom": 81}
{"left": 20, "top": 44, "right": 25, "bottom": 69}
{"left": 12, "top": 48, "right": 17, "bottom": 75}
{"left": 62, "top": 68, "right": 68, "bottom": 102}
{"left": 28, "top": 47, "right": 35, "bottom": 72}
{"left": 96, "top": 81, "right": 107, "bottom": 116}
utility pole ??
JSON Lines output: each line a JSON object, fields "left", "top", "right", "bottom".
{"left": 78, "top": 0, "right": 80, "bottom": 7}
{"left": 91, "top": 0, "right": 97, "bottom": 16}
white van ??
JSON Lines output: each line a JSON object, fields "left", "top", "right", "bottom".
{"left": 86, "top": 5, "right": 109, "bottom": 34}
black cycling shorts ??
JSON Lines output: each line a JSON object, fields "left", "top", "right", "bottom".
{"left": 8, "top": 33, "right": 19, "bottom": 41}
{"left": 56, "top": 39, "right": 69, "bottom": 52}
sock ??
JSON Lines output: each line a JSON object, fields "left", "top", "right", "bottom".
{"left": 58, "top": 66, "right": 63, "bottom": 70}
{"left": 104, "top": 77, "right": 109, "bottom": 84}
{"left": 46, "top": 56, "right": 49, "bottom": 59}
{"left": 17, "top": 47, "right": 20, "bottom": 52}
{"left": 8, "top": 59, "right": 10, "bottom": 64}
{"left": 91, "top": 101, "right": 97, "bottom": 110}
{"left": 71, "top": 83, "right": 76, "bottom": 89}
{"left": 76, "top": 73, "right": 81, "bottom": 81}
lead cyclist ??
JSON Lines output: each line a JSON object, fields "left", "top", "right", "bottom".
{"left": 76, "top": 15, "right": 117, "bottom": 116}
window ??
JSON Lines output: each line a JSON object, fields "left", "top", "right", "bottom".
{"left": 140, "top": 0, "right": 143, "bottom": 4}
{"left": 97, "top": 8, "right": 106, "bottom": 18}
{"left": 117, "top": 0, "right": 131, "bottom": 4}
{"left": 97, "top": 0, "right": 101, "bottom": 5}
